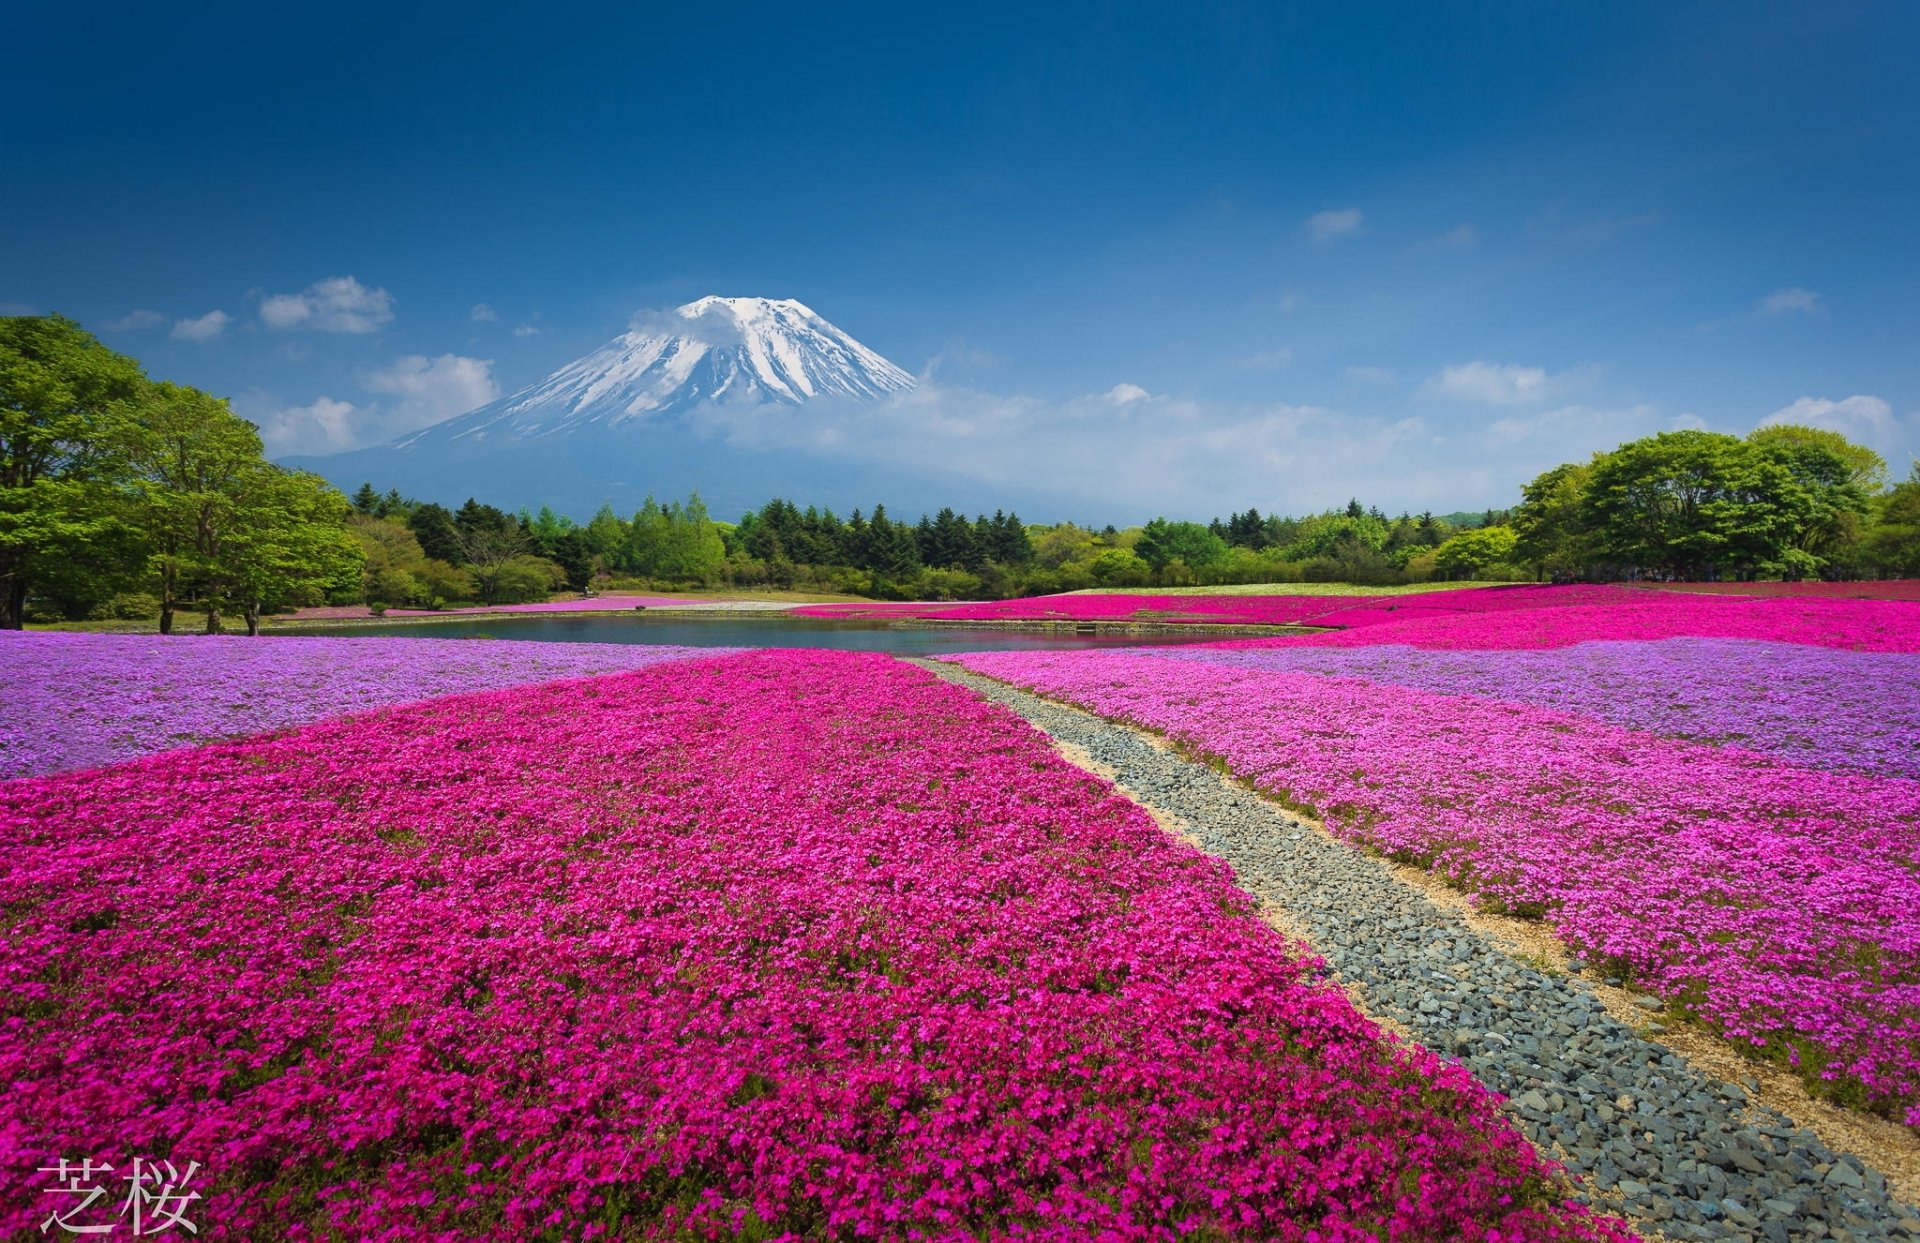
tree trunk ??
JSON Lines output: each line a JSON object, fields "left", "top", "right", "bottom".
{"left": 0, "top": 576, "right": 24, "bottom": 630}
{"left": 205, "top": 605, "right": 222, "bottom": 635}
{"left": 159, "top": 601, "right": 174, "bottom": 634}
{"left": 244, "top": 602, "right": 261, "bottom": 636}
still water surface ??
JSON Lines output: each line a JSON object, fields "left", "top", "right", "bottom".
{"left": 281, "top": 614, "right": 1231, "bottom": 656}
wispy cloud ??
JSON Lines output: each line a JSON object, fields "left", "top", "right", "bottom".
{"left": 253, "top": 353, "right": 498, "bottom": 455}
{"left": 469, "top": 302, "right": 499, "bottom": 322}
{"left": 1303, "top": 207, "right": 1363, "bottom": 243}
{"left": 1760, "top": 394, "right": 1901, "bottom": 455}
{"left": 1105, "top": 383, "right": 1151, "bottom": 405}
{"left": 1432, "top": 223, "right": 1479, "bottom": 249}
{"left": 260, "top": 276, "right": 395, "bottom": 333}
{"left": 1756, "top": 287, "right": 1824, "bottom": 317}
{"left": 1239, "top": 346, "right": 1293, "bottom": 370}
{"left": 1345, "top": 365, "right": 1397, "bottom": 386}
{"left": 106, "top": 309, "right": 167, "bottom": 331}
{"left": 1421, "top": 360, "right": 1560, "bottom": 405}
{"left": 171, "top": 309, "right": 233, "bottom": 343}
{"left": 512, "top": 323, "right": 541, "bottom": 337}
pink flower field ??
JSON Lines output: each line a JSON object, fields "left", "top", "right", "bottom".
{"left": 0, "top": 650, "right": 1628, "bottom": 1241}
{"left": 953, "top": 597, "right": 1920, "bottom": 1126}
{"left": 799, "top": 583, "right": 1920, "bottom": 652}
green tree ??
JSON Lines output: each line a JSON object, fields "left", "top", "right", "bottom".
{"left": 1134, "top": 519, "right": 1229, "bottom": 573}
{"left": 224, "top": 468, "right": 363, "bottom": 633}
{"left": 1511, "top": 462, "right": 1597, "bottom": 579}
{"left": 1863, "top": 467, "right": 1920, "bottom": 576}
{"left": 0, "top": 315, "right": 146, "bottom": 627}
{"left": 1433, "top": 526, "right": 1519, "bottom": 579}
{"left": 124, "top": 383, "right": 275, "bottom": 633}
{"left": 1585, "top": 431, "right": 1805, "bottom": 579}
{"left": 1088, "top": 547, "right": 1151, "bottom": 585}
{"left": 1748, "top": 423, "right": 1888, "bottom": 493}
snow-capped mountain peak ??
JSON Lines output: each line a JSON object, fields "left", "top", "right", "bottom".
{"left": 394, "top": 296, "right": 914, "bottom": 448}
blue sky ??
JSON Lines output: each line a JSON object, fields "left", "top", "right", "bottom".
{"left": 7, "top": 2, "right": 1917, "bottom": 517}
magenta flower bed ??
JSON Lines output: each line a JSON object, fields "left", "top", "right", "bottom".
{"left": 1281, "top": 594, "right": 1920, "bottom": 652}
{"left": 0, "top": 632, "right": 732, "bottom": 781}
{"left": 1173, "top": 638, "right": 1920, "bottom": 779}
{"left": 801, "top": 585, "right": 1920, "bottom": 653}
{"left": 0, "top": 650, "right": 1627, "bottom": 1240}
{"left": 951, "top": 649, "right": 1920, "bottom": 1125}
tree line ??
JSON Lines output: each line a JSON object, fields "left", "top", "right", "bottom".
{"left": 8, "top": 312, "right": 1916, "bottom": 630}
{"left": 1, "top": 316, "right": 360, "bottom": 631}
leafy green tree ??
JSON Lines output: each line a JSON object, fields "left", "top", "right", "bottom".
{"left": 350, "top": 481, "right": 381, "bottom": 514}
{"left": 1511, "top": 462, "right": 1597, "bottom": 578}
{"left": 124, "top": 383, "right": 274, "bottom": 633}
{"left": 1863, "top": 467, "right": 1920, "bottom": 576}
{"left": 1433, "top": 526, "right": 1519, "bottom": 579}
{"left": 1031, "top": 522, "right": 1097, "bottom": 570}
{"left": 0, "top": 315, "right": 146, "bottom": 627}
{"left": 1748, "top": 423, "right": 1887, "bottom": 493}
{"left": 225, "top": 468, "right": 363, "bottom": 632}
{"left": 1584, "top": 430, "right": 1850, "bottom": 579}
{"left": 1282, "top": 511, "right": 1388, "bottom": 562}
{"left": 1088, "top": 547, "right": 1151, "bottom": 585}
{"left": 1135, "top": 519, "right": 1229, "bottom": 572}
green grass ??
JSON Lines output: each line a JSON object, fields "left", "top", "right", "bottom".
{"left": 1069, "top": 580, "right": 1510, "bottom": 597}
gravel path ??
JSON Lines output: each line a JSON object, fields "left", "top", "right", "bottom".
{"left": 920, "top": 660, "right": 1920, "bottom": 1243}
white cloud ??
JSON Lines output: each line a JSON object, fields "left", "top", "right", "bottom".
{"left": 253, "top": 396, "right": 363, "bottom": 456}
{"left": 106, "top": 309, "right": 167, "bottom": 331}
{"left": 252, "top": 354, "right": 498, "bottom": 457}
{"left": 674, "top": 378, "right": 1477, "bottom": 515}
{"left": 512, "top": 323, "right": 541, "bottom": 337}
{"left": 1239, "top": 347, "right": 1293, "bottom": 370}
{"left": 1434, "top": 223, "right": 1480, "bottom": 249}
{"left": 1757, "top": 287, "right": 1824, "bottom": 317}
{"left": 1345, "top": 365, "right": 1397, "bottom": 386}
{"left": 1759, "top": 395, "right": 1901, "bottom": 457}
{"left": 361, "top": 354, "right": 500, "bottom": 433}
{"left": 1303, "top": 207, "right": 1364, "bottom": 243}
{"left": 259, "top": 276, "right": 395, "bottom": 333}
{"left": 1484, "top": 403, "right": 1660, "bottom": 445}
{"left": 170, "top": 309, "right": 232, "bottom": 343}
{"left": 469, "top": 302, "right": 499, "bottom": 322}
{"left": 1421, "top": 360, "right": 1560, "bottom": 405}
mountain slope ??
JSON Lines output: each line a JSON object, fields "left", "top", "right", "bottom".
{"left": 284, "top": 296, "right": 924, "bottom": 515}
{"left": 395, "top": 296, "right": 915, "bottom": 449}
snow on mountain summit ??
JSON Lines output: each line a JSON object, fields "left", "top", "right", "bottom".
{"left": 394, "top": 296, "right": 914, "bottom": 448}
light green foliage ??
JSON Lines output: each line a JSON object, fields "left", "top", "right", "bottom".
{"left": 1088, "top": 547, "right": 1151, "bottom": 586}
{"left": 1432, "top": 525, "right": 1519, "bottom": 579}
{"left": 1135, "top": 518, "right": 1228, "bottom": 571}
{"left": 1748, "top": 423, "right": 1888, "bottom": 493}
{"left": 1031, "top": 523, "right": 1098, "bottom": 569}
{"left": 351, "top": 514, "right": 472, "bottom": 608}
{"left": 1511, "top": 462, "right": 1597, "bottom": 578}
{"left": 0, "top": 315, "right": 147, "bottom": 627}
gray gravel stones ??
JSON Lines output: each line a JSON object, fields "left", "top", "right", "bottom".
{"left": 921, "top": 660, "right": 1920, "bottom": 1243}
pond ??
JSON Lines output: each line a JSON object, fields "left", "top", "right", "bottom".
{"left": 276, "top": 613, "right": 1238, "bottom": 656}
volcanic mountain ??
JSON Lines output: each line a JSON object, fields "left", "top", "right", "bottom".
{"left": 285, "top": 297, "right": 926, "bottom": 514}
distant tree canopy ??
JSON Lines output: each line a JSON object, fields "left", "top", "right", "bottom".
{"left": 1511, "top": 426, "right": 1880, "bottom": 581}
{"left": 0, "top": 315, "right": 361, "bottom": 631}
